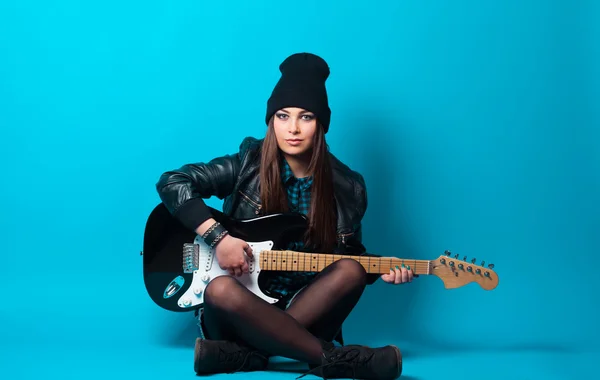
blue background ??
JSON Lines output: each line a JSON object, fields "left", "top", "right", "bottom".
{"left": 1, "top": 0, "right": 598, "bottom": 379}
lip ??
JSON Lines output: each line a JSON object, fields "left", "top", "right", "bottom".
{"left": 285, "top": 139, "right": 303, "bottom": 146}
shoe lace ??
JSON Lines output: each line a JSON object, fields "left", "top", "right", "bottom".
{"left": 218, "top": 347, "right": 243, "bottom": 363}
{"left": 219, "top": 346, "right": 268, "bottom": 373}
{"left": 296, "top": 347, "right": 375, "bottom": 380}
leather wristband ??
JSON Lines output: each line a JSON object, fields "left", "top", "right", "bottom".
{"left": 201, "top": 222, "right": 229, "bottom": 249}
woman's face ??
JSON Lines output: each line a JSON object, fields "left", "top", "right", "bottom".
{"left": 273, "top": 107, "right": 318, "bottom": 158}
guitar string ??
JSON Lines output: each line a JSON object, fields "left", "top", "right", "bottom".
{"left": 268, "top": 251, "right": 486, "bottom": 265}
{"left": 258, "top": 251, "right": 492, "bottom": 275}
{"left": 195, "top": 248, "right": 490, "bottom": 275}
{"left": 260, "top": 251, "right": 431, "bottom": 274}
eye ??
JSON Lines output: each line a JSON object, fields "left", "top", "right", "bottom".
{"left": 301, "top": 114, "right": 315, "bottom": 121}
{"left": 276, "top": 113, "right": 289, "bottom": 120}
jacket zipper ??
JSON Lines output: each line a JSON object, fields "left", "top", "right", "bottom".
{"left": 239, "top": 190, "right": 262, "bottom": 214}
{"left": 337, "top": 231, "right": 354, "bottom": 245}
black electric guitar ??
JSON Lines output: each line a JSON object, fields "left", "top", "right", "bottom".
{"left": 142, "top": 203, "right": 499, "bottom": 312}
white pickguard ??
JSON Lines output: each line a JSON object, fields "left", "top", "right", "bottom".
{"left": 176, "top": 238, "right": 279, "bottom": 309}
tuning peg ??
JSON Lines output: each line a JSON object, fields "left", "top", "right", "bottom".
{"left": 481, "top": 261, "right": 485, "bottom": 266}
{"left": 488, "top": 263, "right": 495, "bottom": 269}
{"left": 463, "top": 256, "right": 467, "bottom": 261}
{"left": 445, "top": 250, "right": 451, "bottom": 256}
{"left": 471, "top": 258, "right": 476, "bottom": 264}
{"left": 454, "top": 254, "right": 459, "bottom": 259}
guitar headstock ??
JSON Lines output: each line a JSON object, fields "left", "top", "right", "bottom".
{"left": 431, "top": 250, "right": 499, "bottom": 290}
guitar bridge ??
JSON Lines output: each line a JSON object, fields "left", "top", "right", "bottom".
{"left": 183, "top": 243, "right": 199, "bottom": 273}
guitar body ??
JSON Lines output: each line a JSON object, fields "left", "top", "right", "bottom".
{"left": 142, "top": 203, "right": 309, "bottom": 312}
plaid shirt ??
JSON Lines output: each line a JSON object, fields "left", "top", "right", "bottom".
{"left": 261, "top": 158, "right": 319, "bottom": 303}
{"left": 283, "top": 159, "right": 313, "bottom": 217}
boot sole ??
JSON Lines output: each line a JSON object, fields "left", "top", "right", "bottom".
{"left": 392, "top": 345, "right": 403, "bottom": 378}
{"left": 193, "top": 338, "right": 202, "bottom": 374}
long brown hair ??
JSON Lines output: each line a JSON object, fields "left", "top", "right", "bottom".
{"left": 259, "top": 117, "right": 337, "bottom": 252}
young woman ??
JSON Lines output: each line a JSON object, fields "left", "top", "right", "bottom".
{"left": 156, "top": 53, "right": 415, "bottom": 379}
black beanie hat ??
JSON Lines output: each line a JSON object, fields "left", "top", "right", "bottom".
{"left": 266, "top": 52, "right": 331, "bottom": 133}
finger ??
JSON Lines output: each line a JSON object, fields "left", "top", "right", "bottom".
{"left": 241, "top": 260, "right": 249, "bottom": 273}
{"left": 407, "top": 265, "right": 414, "bottom": 282}
{"left": 227, "top": 268, "right": 235, "bottom": 276}
{"left": 244, "top": 243, "right": 254, "bottom": 258}
{"left": 394, "top": 266, "right": 402, "bottom": 285}
{"left": 233, "top": 266, "right": 242, "bottom": 277}
{"left": 401, "top": 266, "right": 409, "bottom": 283}
{"left": 236, "top": 261, "right": 246, "bottom": 276}
{"left": 381, "top": 268, "right": 395, "bottom": 283}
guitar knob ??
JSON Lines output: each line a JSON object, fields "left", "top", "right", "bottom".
{"left": 182, "top": 298, "right": 192, "bottom": 306}
{"left": 193, "top": 287, "right": 202, "bottom": 295}
{"left": 488, "top": 264, "right": 495, "bottom": 269}
{"left": 200, "top": 274, "right": 210, "bottom": 282}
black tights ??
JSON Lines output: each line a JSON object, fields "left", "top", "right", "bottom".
{"left": 202, "top": 258, "right": 368, "bottom": 366}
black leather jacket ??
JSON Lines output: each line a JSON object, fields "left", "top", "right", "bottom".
{"left": 156, "top": 136, "right": 379, "bottom": 282}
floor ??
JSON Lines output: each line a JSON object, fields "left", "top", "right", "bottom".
{"left": 1, "top": 341, "right": 595, "bottom": 379}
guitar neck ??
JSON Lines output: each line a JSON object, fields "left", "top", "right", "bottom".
{"left": 262, "top": 250, "right": 431, "bottom": 275}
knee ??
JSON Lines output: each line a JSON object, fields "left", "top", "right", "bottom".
{"left": 203, "top": 276, "right": 241, "bottom": 310}
{"left": 332, "top": 258, "right": 368, "bottom": 288}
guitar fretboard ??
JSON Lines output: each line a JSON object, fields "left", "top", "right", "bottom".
{"left": 261, "top": 250, "right": 431, "bottom": 275}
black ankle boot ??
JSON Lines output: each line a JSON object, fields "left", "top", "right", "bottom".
{"left": 299, "top": 341, "right": 402, "bottom": 380}
{"left": 193, "top": 338, "right": 270, "bottom": 375}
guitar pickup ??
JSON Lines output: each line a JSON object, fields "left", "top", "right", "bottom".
{"left": 183, "top": 243, "right": 199, "bottom": 273}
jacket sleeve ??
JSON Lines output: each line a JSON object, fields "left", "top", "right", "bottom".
{"left": 341, "top": 174, "right": 381, "bottom": 285}
{"left": 155, "top": 150, "right": 241, "bottom": 232}
{"left": 343, "top": 227, "right": 381, "bottom": 285}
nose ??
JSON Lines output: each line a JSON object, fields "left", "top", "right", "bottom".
{"left": 288, "top": 117, "right": 301, "bottom": 134}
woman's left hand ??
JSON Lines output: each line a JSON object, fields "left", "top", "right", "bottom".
{"left": 381, "top": 264, "right": 416, "bottom": 285}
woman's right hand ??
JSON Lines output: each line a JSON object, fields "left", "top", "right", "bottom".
{"left": 214, "top": 234, "right": 254, "bottom": 277}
